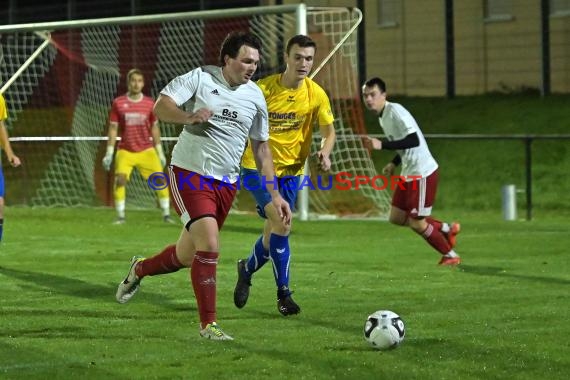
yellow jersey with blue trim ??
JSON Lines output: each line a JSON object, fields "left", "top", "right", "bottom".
{"left": 241, "top": 74, "right": 334, "bottom": 176}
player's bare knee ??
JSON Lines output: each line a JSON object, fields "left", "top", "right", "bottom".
{"left": 271, "top": 219, "right": 291, "bottom": 235}
{"left": 408, "top": 217, "right": 427, "bottom": 233}
{"left": 264, "top": 205, "right": 291, "bottom": 235}
{"left": 388, "top": 215, "right": 406, "bottom": 226}
{"left": 267, "top": 210, "right": 291, "bottom": 234}
{"left": 388, "top": 207, "right": 408, "bottom": 226}
{"left": 199, "top": 236, "right": 219, "bottom": 252}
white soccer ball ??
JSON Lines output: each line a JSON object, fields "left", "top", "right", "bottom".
{"left": 363, "top": 310, "right": 405, "bottom": 350}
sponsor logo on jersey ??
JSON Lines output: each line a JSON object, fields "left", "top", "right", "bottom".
{"left": 268, "top": 112, "right": 296, "bottom": 120}
{"left": 211, "top": 89, "right": 220, "bottom": 95}
{"left": 221, "top": 108, "right": 238, "bottom": 118}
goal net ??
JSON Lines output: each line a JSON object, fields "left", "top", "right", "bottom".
{"left": 0, "top": 4, "right": 391, "bottom": 218}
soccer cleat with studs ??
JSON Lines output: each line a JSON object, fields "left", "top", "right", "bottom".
{"left": 116, "top": 255, "right": 144, "bottom": 303}
{"left": 233, "top": 259, "right": 252, "bottom": 309}
{"left": 438, "top": 255, "right": 461, "bottom": 266}
{"left": 446, "top": 222, "right": 461, "bottom": 248}
{"left": 200, "top": 322, "right": 234, "bottom": 341}
{"left": 277, "top": 289, "right": 301, "bottom": 316}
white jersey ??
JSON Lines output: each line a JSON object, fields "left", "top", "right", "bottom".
{"left": 161, "top": 65, "right": 269, "bottom": 183}
{"left": 378, "top": 101, "right": 438, "bottom": 179}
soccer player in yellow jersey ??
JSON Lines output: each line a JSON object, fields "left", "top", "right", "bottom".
{"left": 234, "top": 35, "right": 336, "bottom": 315}
{"left": 0, "top": 94, "right": 22, "bottom": 243}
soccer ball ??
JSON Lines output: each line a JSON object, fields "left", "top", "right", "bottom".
{"left": 363, "top": 310, "right": 405, "bottom": 350}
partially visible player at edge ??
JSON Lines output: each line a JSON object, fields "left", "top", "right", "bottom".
{"left": 115, "top": 32, "right": 292, "bottom": 341}
{"left": 102, "top": 68, "right": 173, "bottom": 224}
{"left": 0, "top": 93, "right": 22, "bottom": 243}
{"left": 361, "top": 77, "right": 461, "bottom": 265}
{"left": 234, "top": 34, "right": 336, "bottom": 315}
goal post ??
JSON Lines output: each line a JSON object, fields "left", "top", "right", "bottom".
{"left": 0, "top": 4, "right": 391, "bottom": 218}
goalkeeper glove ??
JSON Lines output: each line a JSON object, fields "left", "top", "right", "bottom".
{"left": 155, "top": 144, "right": 167, "bottom": 167}
{"left": 102, "top": 145, "right": 114, "bottom": 171}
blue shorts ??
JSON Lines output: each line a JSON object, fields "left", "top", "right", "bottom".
{"left": 0, "top": 168, "right": 4, "bottom": 197}
{"left": 240, "top": 167, "right": 300, "bottom": 218}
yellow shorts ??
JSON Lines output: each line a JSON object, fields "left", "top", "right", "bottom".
{"left": 114, "top": 147, "right": 162, "bottom": 180}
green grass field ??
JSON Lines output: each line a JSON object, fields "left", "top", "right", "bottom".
{"left": 1, "top": 207, "right": 569, "bottom": 379}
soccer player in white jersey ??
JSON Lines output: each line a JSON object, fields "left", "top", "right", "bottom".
{"left": 115, "top": 32, "right": 292, "bottom": 341}
{"left": 361, "top": 77, "right": 461, "bottom": 266}
{"left": 234, "top": 35, "right": 336, "bottom": 316}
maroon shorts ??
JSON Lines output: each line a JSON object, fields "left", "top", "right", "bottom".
{"left": 168, "top": 166, "right": 237, "bottom": 229}
{"left": 391, "top": 169, "right": 439, "bottom": 218}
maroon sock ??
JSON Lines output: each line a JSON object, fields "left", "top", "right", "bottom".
{"left": 425, "top": 217, "right": 443, "bottom": 232}
{"left": 418, "top": 223, "right": 451, "bottom": 255}
{"left": 135, "top": 244, "right": 184, "bottom": 278}
{"left": 191, "top": 251, "right": 219, "bottom": 328}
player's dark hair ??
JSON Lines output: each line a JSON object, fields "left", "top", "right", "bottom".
{"left": 219, "top": 31, "right": 262, "bottom": 66}
{"left": 286, "top": 34, "right": 317, "bottom": 54}
{"left": 364, "top": 77, "right": 387, "bottom": 93}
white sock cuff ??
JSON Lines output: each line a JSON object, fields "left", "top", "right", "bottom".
{"left": 159, "top": 197, "right": 170, "bottom": 215}
{"left": 116, "top": 200, "right": 126, "bottom": 218}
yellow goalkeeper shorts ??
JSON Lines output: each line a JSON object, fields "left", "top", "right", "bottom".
{"left": 114, "top": 147, "right": 162, "bottom": 180}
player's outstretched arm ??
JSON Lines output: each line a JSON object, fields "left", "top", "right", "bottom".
{"left": 362, "top": 135, "right": 383, "bottom": 150}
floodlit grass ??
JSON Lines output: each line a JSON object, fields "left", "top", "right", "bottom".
{"left": 1, "top": 207, "right": 569, "bottom": 379}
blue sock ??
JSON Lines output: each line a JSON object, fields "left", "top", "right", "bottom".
{"left": 245, "top": 235, "right": 269, "bottom": 275}
{"left": 269, "top": 233, "right": 290, "bottom": 292}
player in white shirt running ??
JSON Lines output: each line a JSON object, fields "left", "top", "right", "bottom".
{"left": 361, "top": 77, "right": 461, "bottom": 266}
{"left": 115, "top": 32, "right": 292, "bottom": 341}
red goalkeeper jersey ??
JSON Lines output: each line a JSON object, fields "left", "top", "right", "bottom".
{"left": 109, "top": 94, "right": 156, "bottom": 152}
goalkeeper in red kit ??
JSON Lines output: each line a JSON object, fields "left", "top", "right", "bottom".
{"left": 102, "top": 68, "right": 173, "bottom": 224}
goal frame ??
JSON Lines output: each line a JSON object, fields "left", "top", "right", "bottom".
{"left": 1, "top": 4, "right": 381, "bottom": 220}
